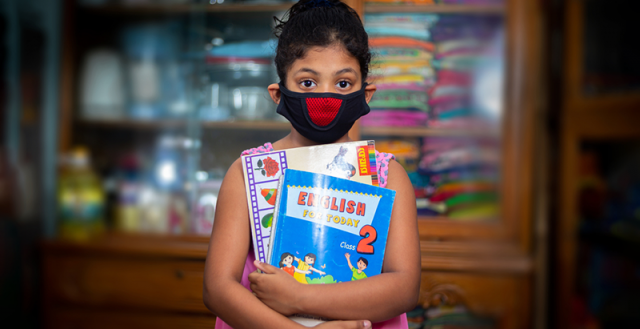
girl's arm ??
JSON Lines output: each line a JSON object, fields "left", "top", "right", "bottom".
{"left": 203, "top": 159, "right": 300, "bottom": 328}
{"left": 250, "top": 160, "right": 421, "bottom": 323}
{"left": 203, "top": 159, "right": 373, "bottom": 329}
{"left": 345, "top": 253, "right": 354, "bottom": 270}
{"left": 309, "top": 267, "right": 325, "bottom": 275}
{"left": 294, "top": 268, "right": 311, "bottom": 274}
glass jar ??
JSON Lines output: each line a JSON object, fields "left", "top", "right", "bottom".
{"left": 57, "top": 147, "right": 105, "bottom": 241}
{"left": 202, "top": 56, "right": 277, "bottom": 121}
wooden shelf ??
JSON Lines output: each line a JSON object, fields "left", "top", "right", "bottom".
{"left": 418, "top": 215, "right": 497, "bottom": 222}
{"left": 361, "top": 125, "right": 500, "bottom": 137}
{"left": 79, "top": 3, "right": 293, "bottom": 15}
{"left": 202, "top": 120, "right": 290, "bottom": 131}
{"left": 364, "top": 3, "right": 504, "bottom": 15}
{"left": 79, "top": 119, "right": 503, "bottom": 136}
{"left": 78, "top": 119, "right": 290, "bottom": 131}
{"left": 78, "top": 119, "right": 188, "bottom": 130}
{"left": 81, "top": 2, "right": 504, "bottom": 15}
{"left": 417, "top": 216, "right": 506, "bottom": 240}
{"left": 43, "top": 232, "right": 210, "bottom": 259}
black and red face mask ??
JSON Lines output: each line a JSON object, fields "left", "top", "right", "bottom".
{"left": 276, "top": 82, "right": 371, "bottom": 144}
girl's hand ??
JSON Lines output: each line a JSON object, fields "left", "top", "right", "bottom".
{"left": 316, "top": 320, "right": 372, "bottom": 329}
{"left": 249, "top": 260, "right": 302, "bottom": 315}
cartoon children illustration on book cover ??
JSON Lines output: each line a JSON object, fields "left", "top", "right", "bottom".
{"left": 345, "top": 253, "right": 368, "bottom": 281}
{"left": 269, "top": 169, "right": 395, "bottom": 284}
{"left": 242, "top": 142, "right": 379, "bottom": 265}
{"left": 279, "top": 252, "right": 310, "bottom": 277}
{"left": 292, "top": 253, "right": 326, "bottom": 284}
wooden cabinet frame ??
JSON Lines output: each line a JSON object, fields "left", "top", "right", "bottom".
{"left": 564, "top": 0, "right": 640, "bottom": 113}
{"left": 557, "top": 1, "right": 640, "bottom": 328}
{"left": 52, "top": 1, "right": 542, "bottom": 328}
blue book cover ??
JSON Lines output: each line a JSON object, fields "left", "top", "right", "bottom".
{"left": 241, "top": 141, "right": 378, "bottom": 264}
{"left": 268, "top": 169, "right": 396, "bottom": 284}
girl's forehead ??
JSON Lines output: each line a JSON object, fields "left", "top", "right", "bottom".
{"left": 291, "top": 45, "right": 360, "bottom": 74}
{"left": 305, "top": 44, "right": 348, "bottom": 56}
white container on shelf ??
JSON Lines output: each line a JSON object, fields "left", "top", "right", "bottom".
{"left": 192, "top": 179, "right": 222, "bottom": 235}
{"left": 79, "top": 49, "right": 126, "bottom": 120}
{"left": 203, "top": 57, "right": 277, "bottom": 121}
{"left": 231, "top": 86, "right": 274, "bottom": 121}
{"left": 199, "top": 82, "right": 231, "bottom": 121}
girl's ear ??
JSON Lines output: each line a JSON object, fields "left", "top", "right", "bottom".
{"left": 268, "top": 83, "right": 281, "bottom": 104}
{"left": 364, "top": 83, "right": 377, "bottom": 104}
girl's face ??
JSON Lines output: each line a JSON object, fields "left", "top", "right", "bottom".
{"left": 267, "top": 43, "right": 376, "bottom": 144}
{"left": 276, "top": 44, "right": 376, "bottom": 101}
{"left": 304, "top": 256, "right": 315, "bottom": 265}
{"left": 282, "top": 255, "right": 293, "bottom": 266}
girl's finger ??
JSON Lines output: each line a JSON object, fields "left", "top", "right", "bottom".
{"left": 250, "top": 283, "right": 260, "bottom": 295}
{"left": 248, "top": 271, "right": 260, "bottom": 283}
{"left": 356, "top": 320, "right": 372, "bottom": 329}
{"left": 253, "top": 259, "right": 280, "bottom": 274}
{"left": 316, "top": 320, "right": 372, "bottom": 329}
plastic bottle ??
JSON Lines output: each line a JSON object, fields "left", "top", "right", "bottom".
{"left": 57, "top": 147, "right": 105, "bottom": 241}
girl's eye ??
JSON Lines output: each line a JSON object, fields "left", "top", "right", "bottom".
{"left": 337, "top": 81, "right": 351, "bottom": 89}
{"left": 301, "top": 80, "right": 316, "bottom": 88}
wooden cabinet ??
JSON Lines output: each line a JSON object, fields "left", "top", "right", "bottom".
{"left": 42, "top": 235, "right": 214, "bottom": 328}
{"left": 46, "top": 0, "right": 543, "bottom": 328}
{"left": 47, "top": 310, "right": 215, "bottom": 329}
{"left": 362, "top": 0, "right": 541, "bottom": 327}
{"left": 419, "top": 271, "right": 531, "bottom": 329}
{"left": 556, "top": 1, "right": 640, "bottom": 328}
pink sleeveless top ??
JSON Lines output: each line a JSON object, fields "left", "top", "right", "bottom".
{"left": 215, "top": 143, "right": 407, "bottom": 329}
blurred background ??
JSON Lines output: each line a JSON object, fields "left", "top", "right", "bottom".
{"left": 0, "top": 0, "right": 639, "bottom": 328}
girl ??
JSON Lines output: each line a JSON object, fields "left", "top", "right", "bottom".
{"left": 293, "top": 253, "right": 326, "bottom": 284}
{"left": 280, "top": 252, "right": 310, "bottom": 277}
{"left": 203, "top": 1, "right": 420, "bottom": 328}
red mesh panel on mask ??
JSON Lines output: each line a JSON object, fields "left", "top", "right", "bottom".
{"left": 305, "top": 98, "right": 342, "bottom": 127}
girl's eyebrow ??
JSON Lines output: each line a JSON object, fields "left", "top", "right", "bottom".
{"left": 293, "top": 68, "right": 357, "bottom": 76}
{"left": 335, "top": 68, "right": 357, "bottom": 76}
{"left": 294, "top": 68, "right": 319, "bottom": 76}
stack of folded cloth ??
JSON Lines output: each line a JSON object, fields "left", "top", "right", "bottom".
{"left": 415, "top": 136, "right": 500, "bottom": 220}
{"left": 437, "top": 0, "right": 504, "bottom": 4}
{"left": 365, "top": 0, "right": 502, "bottom": 4}
{"left": 365, "top": 0, "right": 436, "bottom": 5}
{"left": 427, "top": 15, "right": 503, "bottom": 129}
{"left": 363, "top": 12, "right": 504, "bottom": 221}
{"left": 376, "top": 139, "right": 421, "bottom": 173}
{"left": 363, "top": 14, "right": 439, "bottom": 127}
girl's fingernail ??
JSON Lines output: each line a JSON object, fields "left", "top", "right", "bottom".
{"left": 363, "top": 320, "right": 371, "bottom": 328}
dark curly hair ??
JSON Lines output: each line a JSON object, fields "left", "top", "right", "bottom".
{"left": 273, "top": 0, "right": 371, "bottom": 85}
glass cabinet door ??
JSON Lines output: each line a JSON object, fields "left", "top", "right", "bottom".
{"left": 571, "top": 141, "right": 640, "bottom": 328}
{"left": 62, "top": 0, "right": 530, "bottom": 242}
{"left": 63, "top": 1, "right": 293, "bottom": 238}
{"left": 362, "top": 0, "right": 507, "bottom": 239}
{"left": 565, "top": 0, "right": 640, "bottom": 110}
{"left": 582, "top": 0, "right": 640, "bottom": 95}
